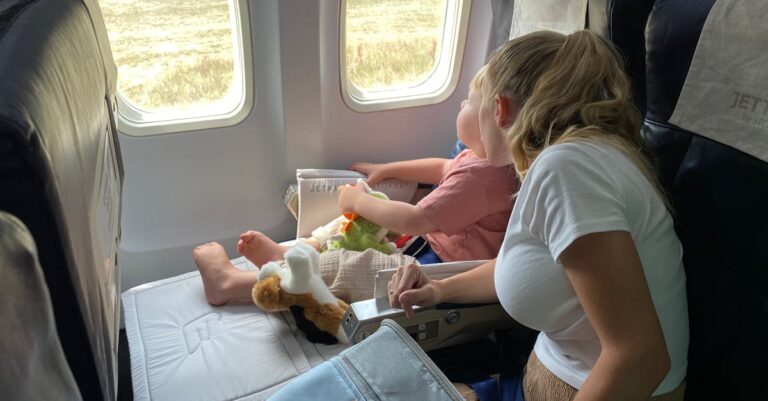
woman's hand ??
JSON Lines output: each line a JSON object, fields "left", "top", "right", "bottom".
{"left": 337, "top": 183, "right": 368, "bottom": 214}
{"left": 388, "top": 264, "right": 443, "bottom": 318}
{"left": 349, "top": 162, "right": 389, "bottom": 185}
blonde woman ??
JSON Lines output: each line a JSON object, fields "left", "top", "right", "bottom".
{"left": 385, "top": 30, "right": 688, "bottom": 401}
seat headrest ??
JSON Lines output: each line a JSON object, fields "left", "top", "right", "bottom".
{"left": 588, "top": 0, "right": 655, "bottom": 113}
{"left": 644, "top": 0, "right": 717, "bottom": 123}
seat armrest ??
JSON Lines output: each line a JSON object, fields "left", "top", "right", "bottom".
{"left": 342, "top": 298, "right": 521, "bottom": 351}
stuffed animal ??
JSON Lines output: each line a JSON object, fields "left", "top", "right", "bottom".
{"left": 252, "top": 241, "right": 349, "bottom": 344}
{"left": 317, "top": 179, "right": 395, "bottom": 255}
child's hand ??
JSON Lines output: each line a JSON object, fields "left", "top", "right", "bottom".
{"left": 349, "top": 162, "right": 388, "bottom": 185}
{"left": 337, "top": 183, "right": 368, "bottom": 214}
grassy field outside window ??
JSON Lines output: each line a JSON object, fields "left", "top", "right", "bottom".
{"left": 101, "top": 0, "right": 447, "bottom": 111}
{"left": 345, "top": 0, "right": 447, "bottom": 91}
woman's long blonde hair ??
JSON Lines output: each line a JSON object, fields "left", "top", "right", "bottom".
{"left": 484, "top": 30, "right": 663, "bottom": 200}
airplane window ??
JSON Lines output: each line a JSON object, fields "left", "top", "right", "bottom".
{"left": 341, "top": 0, "right": 471, "bottom": 112}
{"left": 100, "top": 0, "right": 252, "bottom": 135}
{"left": 346, "top": 0, "right": 446, "bottom": 91}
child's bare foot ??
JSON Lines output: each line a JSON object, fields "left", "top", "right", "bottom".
{"left": 237, "top": 230, "right": 288, "bottom": 266}
{"left": 193, "top": 242, "right": 241, "bottom": 306}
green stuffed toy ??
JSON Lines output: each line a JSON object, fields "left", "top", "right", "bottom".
{"left": 322, "top": 179, "right": 394, "bottom": 255}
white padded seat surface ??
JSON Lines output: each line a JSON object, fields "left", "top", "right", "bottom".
{"left": 122, "top": 257, "right": 347, "bottom": 401}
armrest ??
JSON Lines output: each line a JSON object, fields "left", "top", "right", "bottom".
{"left": 372, "top": 260, "right": 488, "bottom": 298}
{"left": 342, "top": 298, "right": 522, "bottom": 352}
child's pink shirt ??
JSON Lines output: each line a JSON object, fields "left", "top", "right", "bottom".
{"left": 417, "top": 149, "right": 519, "bottom": 262}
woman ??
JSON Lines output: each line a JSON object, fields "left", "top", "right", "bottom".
{"left": 382, "top": 30, "right": 689, "bottom": 401}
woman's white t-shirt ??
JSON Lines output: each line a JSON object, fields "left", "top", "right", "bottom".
{"left": 495, "top": 141, "right": 688, "bottom": 395}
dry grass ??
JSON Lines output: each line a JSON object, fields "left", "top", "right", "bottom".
{"left": 346, "top": 0, "right": 446, "bottom": 90}
{"left": 101, "top": 0, "right": 233, "bottom": 111}
{"left": 101, "top": 0, "right": 445, "bottom": 110}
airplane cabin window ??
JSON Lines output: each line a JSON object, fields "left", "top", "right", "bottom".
{"left": 101, "top": 0, "right": 253, "bottom": 135}
{"left": 340, "top": 0, "right": 471, "bottom": 112}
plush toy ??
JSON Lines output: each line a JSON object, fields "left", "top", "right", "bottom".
{"left": 313, "top": 179, "right": 395, "bottom": 255}
{"left": 252, "top": 241, "right": 350, "bottom": 344}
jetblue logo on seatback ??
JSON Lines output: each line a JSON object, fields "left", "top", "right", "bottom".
{"left": 310, "top": 182, "right": 338, "bottom": 193}
{"left": 309, "top": 181, "right": 411, "bottom": 193}
{"left": 729, "top": 91, "right": 768, "bottom": 129}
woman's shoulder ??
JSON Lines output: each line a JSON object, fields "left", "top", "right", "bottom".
{"left": 523, "top": 141, "right": 634, "bottom": 196}
{"left": 531, "top": 140, "right": 625, "bottom": 175}
{"left": 537, "top": 140, "right": 618, "bottom": 160}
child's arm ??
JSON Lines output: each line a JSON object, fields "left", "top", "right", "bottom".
{"left": 338, "top": 184, "right": 436, "bottom": 235}
{"left": 350, "top": 158, "right": 452, "bottom": 186}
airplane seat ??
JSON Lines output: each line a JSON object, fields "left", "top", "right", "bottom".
{"left": 639, "top": 1, "right": 768, "bottom": 400}
{"left": 0, "top": 212, "right": 82, "bottom": 401}
{"left": 587, "top": 0, "right": 655, "bottom": 114}
{"left": 641, "top": 0, "right": 716, "bottom": 190}
{"left": 0, "top": 1, "right": 123, "bottom": 400}
{"left": 590, "top": 1, "right": 768, "bottom": 399}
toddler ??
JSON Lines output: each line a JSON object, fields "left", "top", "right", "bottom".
{"left": 194, "top": 66, "right": 520, "bottom": 305}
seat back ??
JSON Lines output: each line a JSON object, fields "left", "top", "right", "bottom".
{"left": 0, "top": 1, "right": 122, "bottom": 400}
{"left": 643, "top": 2, "right": 768, "bottom": 399}
{"left": 0, "top": 213, "right": 82, "bottom": 401}
{"left": 587, "top": 0, "right": 654, "bottom": 114}
{"left": 591, "top": 1, "right": 768, "bottom": 399}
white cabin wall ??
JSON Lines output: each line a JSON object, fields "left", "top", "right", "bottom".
{"left": 316, "top": 0, "right": 493, "bottom": 167}
{"left": 279, "top": 0, "right": 326, "bottom": 172}
{"left": 119, "top": 0, "right": 493, "bottom": 291}
{"left": 119, "top": 1, "right": 290, "bottom": 290}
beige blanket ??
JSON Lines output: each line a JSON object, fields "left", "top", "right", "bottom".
{"left": 319, "top": 249, "right": 416, "bottom": 303}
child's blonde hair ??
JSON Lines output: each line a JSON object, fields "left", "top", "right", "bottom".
{"left": 469, "top": 65, "right": 488, "bottom": 92}
{"left": 484, "top": 30, "right": 663, "bottom": 202}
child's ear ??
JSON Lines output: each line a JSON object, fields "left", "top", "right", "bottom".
{"left": 494, "top": 94, "right": 519, "bottom": 128}
{"left": 494, "top": 95, "right": 509, "bottom": 127}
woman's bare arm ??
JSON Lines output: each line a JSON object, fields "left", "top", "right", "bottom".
{"left": 561, "top": 231, "right": 671, "bottom": 401}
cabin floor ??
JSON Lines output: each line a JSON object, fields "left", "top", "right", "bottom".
{"left": 118, "top": 329, "right": 133, "bottom": 400}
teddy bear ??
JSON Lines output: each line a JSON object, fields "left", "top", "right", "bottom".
{"left": 252, "top": 241, "right": 350, "bottom": 344}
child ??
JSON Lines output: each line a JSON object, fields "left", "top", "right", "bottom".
{"left": 193, "top": 66, "right": 520, "bottom": 305}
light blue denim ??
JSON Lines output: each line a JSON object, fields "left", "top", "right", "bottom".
{"left": 270, "top": 320, "right": 465, "bottom": 401}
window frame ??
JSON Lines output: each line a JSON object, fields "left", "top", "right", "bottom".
{"left": 339, "top": 0, "right": 471, "bottom": 113}
{"left": 115, "top": 0, "right": 254, "bottom": 136}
